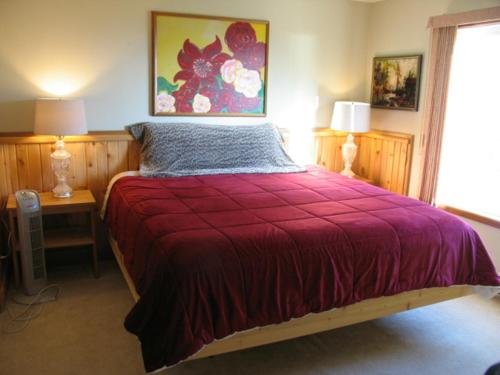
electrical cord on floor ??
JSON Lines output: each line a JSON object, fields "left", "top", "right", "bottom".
{"left": 2, "top": 284, "right": 61, "bottom": 334}
{"left": 0, "top": 200, "right": 61, "bottom": 334}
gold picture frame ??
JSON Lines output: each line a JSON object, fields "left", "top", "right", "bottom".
{"left": 152, "top": 11, "right": 269, "bottom": 117}
{"left": 370, "top": 55, "right": 422, "bottom": 111}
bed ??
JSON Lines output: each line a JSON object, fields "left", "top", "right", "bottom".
{"left": 103, "top": 123, "right": 500, "bottom": 373}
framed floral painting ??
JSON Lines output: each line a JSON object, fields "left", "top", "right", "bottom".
{"left": 152, "top": 11, "right": 269, "bottom": 116}
{"left": 370, "top": 55, "right": 422, "bottom": 111}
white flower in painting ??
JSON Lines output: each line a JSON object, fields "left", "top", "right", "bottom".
{"left": 233, "top": 68, "right": 262, "bottom": 98}
{"left": 156, "top": 92, "right": 175, "bottom": 113}
{"left": 220, "top": 59, "right": 244, "bottom": 84}
{"left": 192, "top": 94, "right": 211, "bottom": 113}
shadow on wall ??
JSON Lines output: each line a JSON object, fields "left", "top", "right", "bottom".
{"left": 0, "top": 100, "right": 35, "bottom": 133}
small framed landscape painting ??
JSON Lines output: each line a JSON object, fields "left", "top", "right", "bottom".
{"left": 152, "top": 11, "right": 269, "bottom": 116}
{"left": 370, "top": 55, "right": 422, "bottom": 111}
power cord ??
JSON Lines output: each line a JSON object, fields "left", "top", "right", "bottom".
{"left": 0, "top": 199, "right": 62, "bottom": 334}
{"left": 2, "top": 284, "right": 60, "bottom": 334}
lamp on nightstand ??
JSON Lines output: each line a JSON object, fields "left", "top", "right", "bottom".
{"left": 34, "top": 98, "right": 88, "bottom": 198}
{"left": 330, "top": 101, "right": 370, "bottom": 178}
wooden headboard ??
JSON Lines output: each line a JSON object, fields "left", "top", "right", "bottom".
{"left": 0, "top": 129, "right": 412, "bottom": 211}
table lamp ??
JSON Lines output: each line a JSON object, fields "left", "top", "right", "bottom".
{"left": 330, "top": 101, "right": 370, "bottom": 178}
{"left": 34, "top": 98, "right": 88, "bottom": 198}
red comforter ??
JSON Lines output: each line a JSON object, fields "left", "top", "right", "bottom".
{"left": 105, "top": 167, "right": 500, "bottom": 372}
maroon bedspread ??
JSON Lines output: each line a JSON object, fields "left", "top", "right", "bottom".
{"left": 105, "top": 167, "right": 500, "bottom": 372}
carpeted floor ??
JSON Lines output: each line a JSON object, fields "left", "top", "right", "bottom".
{"left": 0, "top": 260, "right": 499, "bottom": 375}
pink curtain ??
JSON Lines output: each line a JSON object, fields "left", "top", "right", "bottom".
{"left": 417, "top": 26, "right": 456, "bottom": 204}
{"left": 418, "top": 6, "right": 500, "bottom": 204}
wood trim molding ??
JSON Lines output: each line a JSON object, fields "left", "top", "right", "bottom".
{"left": 439, "top": 205, "right": 500, "bottom": 229}
{"left": 0, "top": 128, "right": 412, "bottom": 144}
{"left": 0, "top": 131, "right": 134, "bottom": 144}
{"left": 313, "top": 128, "right": 413, "bottom": 142}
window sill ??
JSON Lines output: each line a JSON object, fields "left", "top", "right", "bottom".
{"left": 439, "top": 205, "right": 500, "bottom": 230}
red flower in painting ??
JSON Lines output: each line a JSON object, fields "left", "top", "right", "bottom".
{"left": 170, "top": 26, "right": 264, "bottom": 114}
{"left": 197, "top": 82, "right": 228, "bottom": 112}
{"left": 218, "top": 86, "right": 237, "bottom": 111}
{"left": 225, "top": 22, "right": 257, "bottom": 53}
{"left": 225, "top": 22, "right": 266, "bottom": 69}
{"left": 174, "top": 37, "right": 231, "bottom": 89}
{"left": 172, "top": 80, "right": 198, "bottom": 113}
{"left": 234, "top": 42, "right": 266, "bottom": 70}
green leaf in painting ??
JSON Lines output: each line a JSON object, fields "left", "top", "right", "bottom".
{"left": 242, "top": 108, "right": 260, "bottom": 114}
{"left": 258, "top": 84, "right": 265, "bottom": 99}
{"left": 157, "top": 76, "right": 178, "bottom": 94}
{"left": 215, "top": 75, "right": 224, "bottom": 90}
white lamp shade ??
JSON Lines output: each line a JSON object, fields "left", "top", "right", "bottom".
{"left": 330, "top": 101, "right": 370, "bottom": 133}
{"left": 34, "top": 98, "right": 88, "bottom": 136}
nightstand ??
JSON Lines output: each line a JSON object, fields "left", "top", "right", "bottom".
{"left": 6, "top": 190, "right": 99, "bottom": 287}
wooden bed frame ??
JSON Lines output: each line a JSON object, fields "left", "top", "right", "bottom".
{"left": 108, "top": 232, "right": 473, "bottom": 361}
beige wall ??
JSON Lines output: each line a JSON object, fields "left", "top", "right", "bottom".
{"left": 0, "top": 0, "right": 369, "bottom": 132}
{"left": 364, "top": 0, "right": 500, "bottom": 268}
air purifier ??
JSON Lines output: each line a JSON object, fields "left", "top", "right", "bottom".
{"left": 15, "top": 190, "right": 47, "bottom": 295}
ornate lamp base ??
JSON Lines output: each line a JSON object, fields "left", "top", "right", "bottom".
{"left": 51, "top": 138, "right": 73, "bottom": 198}
{"left": 53, "top": 183, "right": 73, "bottom": 198}
{"left": 340, "top": 133, "right": 358, "bottom": 178}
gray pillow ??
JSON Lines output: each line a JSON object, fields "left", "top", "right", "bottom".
{"left": 126, "top": 122, "right": 305, "bottom": 177}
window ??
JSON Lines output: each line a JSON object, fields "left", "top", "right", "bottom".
{"left": 435, "top": 23, "right": 500, "bottom": 222}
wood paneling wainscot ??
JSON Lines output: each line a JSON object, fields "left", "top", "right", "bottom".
{"left": 0, "top": 133, "right": 139, "bottom": 210}
{"left": 313, "top": 129, "right": 413, "bottom": 195}
{"left": 0, "top": 128, "right": 413, "bottom": 211}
